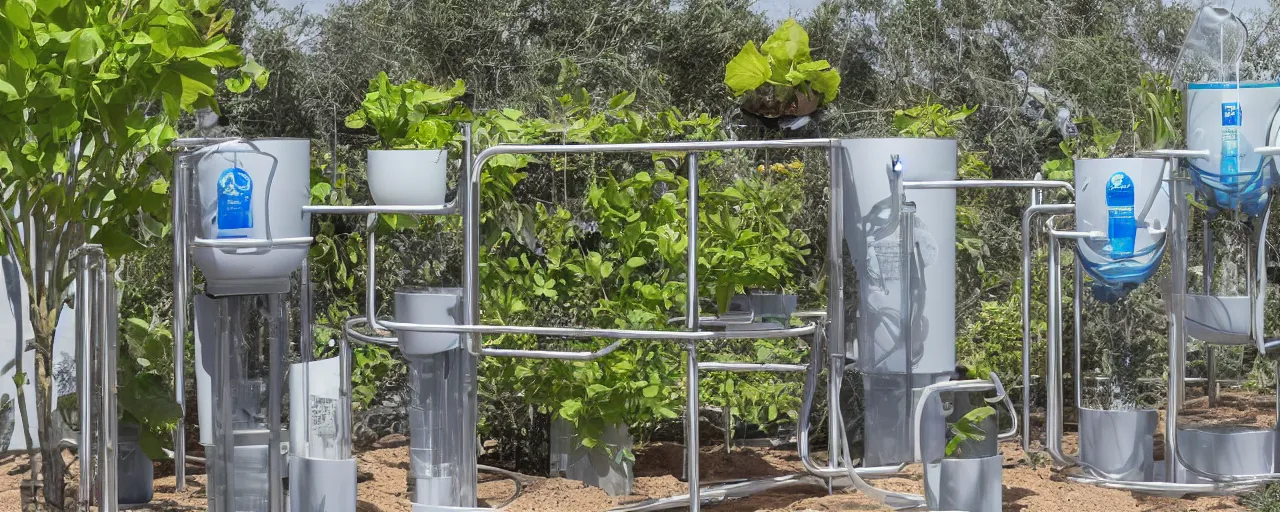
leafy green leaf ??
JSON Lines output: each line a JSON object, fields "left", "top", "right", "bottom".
{"left": 723, "top": 42, "right": 770, "bottom": 96}
{"left": 5, "top": 0, "right": 31, "bottom": 31}
{"left": 760, "top": 18, "right": 811, "bottom": 75}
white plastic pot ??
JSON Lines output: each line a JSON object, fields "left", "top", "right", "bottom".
{"left": 367, "top": 149, "right": 449, "bottom": 206}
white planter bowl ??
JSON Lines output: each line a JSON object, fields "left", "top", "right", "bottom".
{"left": 367, "top": 149, "right": 449, "bottom": 206}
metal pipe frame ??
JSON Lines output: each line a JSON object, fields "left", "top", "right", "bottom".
{"left": 76, "top": 248, "right": 93, "bottom": 509}
{"left": 267, "top": 294, "right": 285, "bottom": 512}
{"left": 1034, "top": 152, "right": 1280, "bottom": 495}
{"left": 684, "top": 153, "right": 701, "bottom": 509}
{"left": 171, "top": 150, "right": 190, "bottom": 490}
{"left": 73, "top": 245, "right": 118, "bottom": 511}
{"left": 697, "top": 362, "right": 807, "bottom": 373}
{"left": 824, "top": 146, "right": 844, "bottom": 480}
{"left": 464, "top": 140, "right": 847, "bottom": 512}
{"left": 1021, "top": 202, "right": 1074, "bottom": 450}
{"left": 1044, "top": 219, "right": 1076, "bottom": 466}
{"left": 100, "top": 256, "right": 119, "bottom": 509}
{"left": 1204, "top": 214, "right": 1216, "bottom": 406}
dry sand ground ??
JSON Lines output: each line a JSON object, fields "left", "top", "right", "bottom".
{"left": 0, "top": 391, "right": 1271, "bottom": 511}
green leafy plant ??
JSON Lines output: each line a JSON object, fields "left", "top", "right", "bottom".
{"left": 343, "top": 72, "right": 470, "bottom": 149}
{"left": 0, "top": 0, "right": 264, "bottom": 505}
{"left": 724, "top": 18, "right": 841, "bottom": 118}
{"left": 893, "top": 102, "right": 977, "bottom": 138}
{"left": 1040, "top": 118, "right": 1122, "bottom": 181}
{"left": 117, "top": 314, "right": 183, "bottom": 460}
{"left": 945, "top": 405, "right": 995, "bottom": 458}
{"left": 699, "top": 162, "right": 810, "bottom": 313}
{"left": 1133, "top": 72, "right": 1181, "bottom": 151}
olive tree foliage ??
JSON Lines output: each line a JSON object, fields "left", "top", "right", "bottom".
{"left": 0, "top": 0, "right": 263, "bottom": 508}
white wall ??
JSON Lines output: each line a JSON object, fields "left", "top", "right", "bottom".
{"left": 0, "top": 253, "right": 80, "bottom": 453}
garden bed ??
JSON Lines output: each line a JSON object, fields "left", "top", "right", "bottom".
{"left": 0, "top": 391, "right": 1273, "bottom": 511}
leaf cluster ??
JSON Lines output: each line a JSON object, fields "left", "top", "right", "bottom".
{"left": 724, "top": 18, "right": 840, "bottom": 117}
{"left": 343, "top": 71, "right": 470, "bottom": 150}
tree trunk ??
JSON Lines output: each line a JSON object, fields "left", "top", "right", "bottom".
{"left": 35, "top": 330, "right": 65, "bottom": 511}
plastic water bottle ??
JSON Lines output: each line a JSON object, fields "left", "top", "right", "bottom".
{"left": 1106, "top": 172, "right": 1136, "bottom": 258}
{"left": 1221, "top": 101, "right": 1241, "bottom": 187}
{"left": 216, "top": 166, "right": 254, "bottom": 239}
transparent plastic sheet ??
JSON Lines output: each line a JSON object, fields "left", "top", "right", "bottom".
{"left": 1172, "top": 6, "right": 1247, "bottom": 86}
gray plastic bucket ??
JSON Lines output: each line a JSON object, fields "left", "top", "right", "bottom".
{"left": 924, "top": 455, "right": 1003, "bottom": 512}
{"left": 1178, "top": 425, "right": 1276, "bottom": 482}
{"left": 1078, "top": 407, "right": 1157, "bottom": 481}
{"left": 394, "top": 288, "right": 463, "bottom": 356}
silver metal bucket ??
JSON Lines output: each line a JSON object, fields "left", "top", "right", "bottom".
{"left": 1177, "top": 425, "right": 1276, "bottom": 482}
{"left": 550, "top": 418, "right": 634, "bottom": 496}
{"left": 924, "top": 454, "right": 1003, "bottom": 512}
{"left": 1078, "top": 407, "right": 1158, "bottom": 481}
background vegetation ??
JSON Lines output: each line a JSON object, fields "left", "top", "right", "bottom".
{"left": 10, "top": 0, "right": 1280, "bottom": 500}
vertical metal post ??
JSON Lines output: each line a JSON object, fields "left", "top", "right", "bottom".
{"left": 171, "top": 152, "right": 189, "bottom": 490}
{"left": 99, "top": 256, "right": 117, "bottom": 511}
{"left": 1165, "top": 158, "right": 1188, "bottom": 482}
{"left": 685, "top": 153, "right": 701, "bottom": 512}
{"left": 1022, "top": 188, "right": 1040, "bottom": 450}
{"left": 267, "top": 294, "right": 285, "bottom": 512}
{"left": 76, "top": 251, "right": 92, "bottom": 509}
{"left": 366, "top": 213, "right": 380, "bottom": 330}
{"left": 464, "top": 122, "right": 481, "bottom": 354}
{"left": 216, "top": 298, "right": 237, "bottom": 511}
{"left": 1204, "top": 216, "right": 1216, "bottom": 406}
{"left": 899, "top": 202, "right": 916, "bottom": 457}
{"left": 300, "top": 252, "right": 314, "bottom": 364}
{"left": 461, "top": 121, "right": 480, "bottom": 507}
{"left": 339, "top": 323, "right": 353, "bottom": 461}
{"left": 1073, "top": 257, "right": 1083, "bottom": 412}
{"left": 1046, "top": 230, "right": 1066, "bottom": 463}
{"left": 825, "top": 146, "right": 844, "bottom": 478}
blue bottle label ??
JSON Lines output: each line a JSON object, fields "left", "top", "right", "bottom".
{"left": 1106, "top": 172, "right": 1136, "bottom": 258}
{"left": 216, "top": 167, "right": 253, "bottom": 238}
{"left": 1222, "top": 102, "right": 1241, "bottom": 126}
{"left": 1222, "top": 125, "right": 1240, "bottom": 186}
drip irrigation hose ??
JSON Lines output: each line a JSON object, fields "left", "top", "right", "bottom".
{"left": 832, "top": 397, "right": 925, "bottom": 510}
{"left": 479, "top": 464, "right": 526, "bottom": 509}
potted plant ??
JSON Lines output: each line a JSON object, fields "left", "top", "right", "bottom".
{"left": 915, "top": 379, "right": 1007, "bottom": 512}
{"left": 700, "top": 163, "right": 810, "bottom": 317}
{"left": 344, "top": 72, "right": 470, "bottom": 206}
{"left": 723, "top": 19, "right": 841, "bottom": 132}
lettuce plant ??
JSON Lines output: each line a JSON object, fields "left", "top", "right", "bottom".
{"left": 344, "top": 72, "right": 470, "bottom": 149}
{"left": 723, "top": 19, "right": 841, "bottom": 118}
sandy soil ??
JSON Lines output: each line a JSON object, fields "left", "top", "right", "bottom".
{"left": 0, "top": 391, "right": 1272, "bottom": 511}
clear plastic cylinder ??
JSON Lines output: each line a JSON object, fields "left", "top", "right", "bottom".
{"left": 408, "top": 349, "right": 467, "bottom": 506}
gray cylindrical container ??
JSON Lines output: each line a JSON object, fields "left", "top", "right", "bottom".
{"left": 1073, "top": 158, "right": 1169, "bottom": 293}
{"left": 1184, "top": 82, "right": 1280, "bottom": 215}
{"left": 1078, "top": 407, "right": 1158, "bottom": 481}
{"left": 192, "top": 138, "right": 310, "bottom": 296}
{"left": 924, "top": 455, "right": 1003, "bottom": 512}
{"left": 117, "top": 423, "right": 154, "bottom": 507}
{"left": 1177, "top": 425, "right": 1276, "bottom": 482}
{"left": 840, "top": 138, "right": 957, "bottom": 466}
{"left": 841, "top": 138, "right": 957, "bottom": 376}
{"left": 393, "top": 288, "right": 476, "bottom": 508}
{"left": 394, "top": 289, "right": 463, "bottom": 357}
